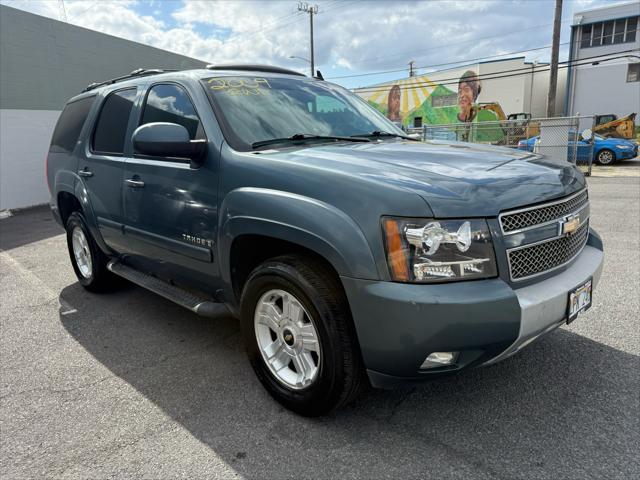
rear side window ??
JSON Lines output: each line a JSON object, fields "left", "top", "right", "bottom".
{"left": 140, "top": 84, "right": 204, "bottom": 140}
{"left": 92, "top": 88, "right": 137, "bottom": 155}
{"left": 49, "top": 96, "right": 95, "bottom": 154}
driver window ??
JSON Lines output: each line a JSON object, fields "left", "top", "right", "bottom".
{"left": 141, "top": 84, "right": 205, "bottom": 140}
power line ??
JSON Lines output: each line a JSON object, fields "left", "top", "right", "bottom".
{"left": 221, "top": 12, "right": 305, "bottom": 46}
{"left": 334, "top": 27, "right": 633, "bottom": 82}
{"left": 351, "top": 50, "right": 640, "bottom": 95}
{"left": 328, "top": 43, "right": 570, "bottom": 80}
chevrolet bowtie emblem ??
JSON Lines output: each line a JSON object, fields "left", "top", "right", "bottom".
{"left": 562, "top": 215, "right": 580, "bottom": 235}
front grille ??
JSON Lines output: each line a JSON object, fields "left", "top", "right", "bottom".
{"left": 508, "top": 221, "right": 589, "bottom": 280}
{"left": 500, "top": 190, "right": 588, "bottom": 233}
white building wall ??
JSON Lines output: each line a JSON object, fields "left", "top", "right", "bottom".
{"left": 567, "top": 1, "right": 640, "bottom": 122}
{"left": 571, "top": 60, "right": 640, "bottom": 120}
{"left": 0, "top": 109, "right": 60, "bottom": 210}
{"left": 526, "top": 68, "right": 567, "bottom": 118}
{"left": 478, "top": 58, "right": 527, "bottom": 116}
{"left": 0, "top": 5, "right": 207, "bottom": 211}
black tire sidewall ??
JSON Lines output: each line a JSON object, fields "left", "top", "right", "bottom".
{"left": 597, "top": 149, "right": 615, "bottom": 165}
{"left": 65, "top": 212, "right": 102, "bottom": 288}
{"left": 240, "top": 261, "right": 348, "bottom": 415}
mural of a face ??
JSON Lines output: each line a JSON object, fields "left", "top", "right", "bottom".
{"left": 387, "top": 85, "right": 401, "bottom": 121}
{"left": 458, "top": 83, "right": 474, "bottom": 110}
{"left": 457, "top": 70, "right": 481, "bottom": 123}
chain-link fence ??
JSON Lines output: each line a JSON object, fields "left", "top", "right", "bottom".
{"left": 419, "top": 115, "right": 596, "bottom": 176}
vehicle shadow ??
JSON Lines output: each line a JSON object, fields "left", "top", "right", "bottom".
{"left": 0, "top": 205, "right": 61, "bottom": 251}
{"left": 58, "top": 282, "right": 638, "bottom": 479}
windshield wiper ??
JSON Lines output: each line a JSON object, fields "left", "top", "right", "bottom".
{"left": 251, "top": 133, "right": 370, "bottom": 150}
{"left": 351, "top": 130, "right": 420, "bottom": 141}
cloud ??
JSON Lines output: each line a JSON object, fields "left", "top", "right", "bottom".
{"left": 0, "top": 0, "right": 622, "bottom": 86}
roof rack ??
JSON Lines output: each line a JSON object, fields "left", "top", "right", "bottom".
{"left": 82, "top": 68, "right": 177, "bottom": 93}
{"left": 205, "top": 64, "right": 306, "bottom": 77}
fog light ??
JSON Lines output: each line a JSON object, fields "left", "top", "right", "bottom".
{"left": 420, "top": 351, "right": 459, "bottom": 369}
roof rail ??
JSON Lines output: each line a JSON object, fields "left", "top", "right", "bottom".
{"left": 82, "top": 68, "right": 177, "bottom": 93}
{"left": 205, "top": 64, "right": 306, "bottom": 77}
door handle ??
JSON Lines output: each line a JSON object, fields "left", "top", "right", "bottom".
{"left": 125, "top": 178, "right": 145, "bottom": 188}
{"left": 78, "top": 168, "right": 93, "bottom": 178}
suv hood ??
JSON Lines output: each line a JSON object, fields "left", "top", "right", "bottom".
{"left": 278, "top": 140, "right": 586, "bottom": 217}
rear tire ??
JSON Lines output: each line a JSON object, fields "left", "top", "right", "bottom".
{"left": 65, "top": 211, "right": 114, "bottom": 292}
{"left": 240, "top": 254, "right": 366, "bottom": 416}
{"left": 596, "top": 149, "right": 615, "bottom": 166}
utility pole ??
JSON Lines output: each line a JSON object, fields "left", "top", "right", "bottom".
{"left": 408, "top": 61, "right": 415, "bottom": 77}
{"left": 298, "top": 2, "right": 319, "bottom": 77}
{"left": 546, "top": 0, "right": 562, "bottom": 117}
{"left": 58, "top": 0, "right": 67, "bottom": 22}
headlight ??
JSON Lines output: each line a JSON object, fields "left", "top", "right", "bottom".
{"left": 615, "top": 145, "right": 631, "bottom": 149}
{"left": 382, "top": 217, "right": 497, "bottom": 283}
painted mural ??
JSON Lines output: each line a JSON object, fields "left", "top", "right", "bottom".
{"left": 355, "top": 70, "right": 503, "bottom": 142}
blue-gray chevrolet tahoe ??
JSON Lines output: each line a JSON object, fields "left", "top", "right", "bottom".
{"left": 47, "top": 65, "right": 604, "bottom": 416}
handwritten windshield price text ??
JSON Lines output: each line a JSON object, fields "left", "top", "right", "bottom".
{"left": 208, "top": 78, "right": 271, "bottom": 96}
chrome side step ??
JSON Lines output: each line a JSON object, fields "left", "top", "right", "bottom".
{"left": 107, "top": 259, "right": 228, "bottom": 318}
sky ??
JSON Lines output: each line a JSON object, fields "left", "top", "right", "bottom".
{"left": 1, "top": 0, "right": 635, "bottom": 88}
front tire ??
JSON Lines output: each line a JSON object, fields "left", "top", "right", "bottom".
{"left": 240, "top": 255, "right": 365, "bottom": 416}
{"left": 596, "top": 148, "right": 616, "bottom": 166}
{"left": 65, "top": 211, "right": 113, "bottom": 292}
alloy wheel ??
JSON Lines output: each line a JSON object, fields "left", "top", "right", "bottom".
{"left": 71, "top": 226, "right": 92, "bottom": 278}
{"left": 254, "top": 289, "right": 321, "bottom": 390}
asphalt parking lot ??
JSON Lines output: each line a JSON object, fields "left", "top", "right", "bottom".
{"left": 1, "top": 177, "right": 638, "bottom": 479}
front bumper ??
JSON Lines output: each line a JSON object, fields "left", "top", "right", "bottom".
{"left": 618, "top": 147, "right": 637, "bottom": 160}
{"left": 341, "top": 229, "right": 604, "bottom": 389}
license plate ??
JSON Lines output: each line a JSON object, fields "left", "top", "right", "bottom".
{"left": 567, "top": 278, "right": 592, "bottom": 324}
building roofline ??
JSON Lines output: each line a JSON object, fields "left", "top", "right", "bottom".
{"left": 354, "top": 56, "right": 530, "bottom": 89}
{"left": 478, "top": 56, "right": 526, "bottom": 64}
{"left": 572, "top": 0, "right": 640, "bottom": 24}
{"left": 0, "top": 4, "right": 209, "bottom": 65}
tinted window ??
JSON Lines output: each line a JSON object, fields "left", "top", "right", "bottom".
{"left": 49, "top": 96, "right": 95, "bottom": 154}
{"left": 93, "top": 89, "right": 136, "bottom": 154}
{"left": 140, "top": 84, "right": 203, "bottom": 140}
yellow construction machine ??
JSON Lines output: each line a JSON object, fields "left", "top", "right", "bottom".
{"left": 477, "top": 103, "right": 540, "bottom": 143}
{"left": 593, "top": 113, "right": 636, "bottom": 140}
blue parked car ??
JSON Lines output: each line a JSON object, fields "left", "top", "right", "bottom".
{"left": 518, "top": 132, "right": 638, "bottom": 165}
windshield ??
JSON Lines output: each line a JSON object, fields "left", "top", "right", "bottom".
{"left": 201, "top": 76, "right": 405, "bottom": 151}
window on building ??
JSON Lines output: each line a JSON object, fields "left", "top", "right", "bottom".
{"left": 92, "top": 89, "right": 137, "bottom": 155}
{"left": 627, "top": 16, "right": 638, "bottom": 43}
{"left": 580, "top": 24, "right": 592, "bottom": 48}
{"left": 592, "top": 22, "right": 603, "bottom": 45}
{"left": 580, "top": 16, "right": 639, "bottom": 48}
{"left": 140, "top": 84, "right": 203, "bottom": 140}
{"left": 613, "top": 19, "right": 626, "bottom": 43}
{"left": 413, "top": 117, "right": 423, "bottom": 128}
{"left": 49, "top": 96, "right": 95, "bottom": 154}
{"left": 431, "top": 93, "right": 457, "bottom": 107}
{"left": 627, "top": 63, "right": 640, "bottom": 83}
{"left": 602, "top": 20, "right": 614, "bottom": 45}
